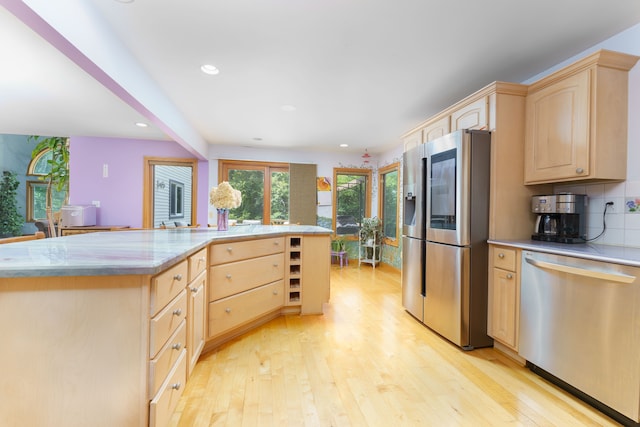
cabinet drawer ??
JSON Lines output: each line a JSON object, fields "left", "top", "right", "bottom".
{"left": 208, "top": 280, "right": 284, "bottom": 337}
{"left": 210, "top": 253, "right": 284, "bottom": 301}
{"left": 188, "top": 248, "right": 208, "bottom": 282}
{"left": 150, "top": 289, "right": 187, "bottom": 358}
{"left": 149, "top": 349, "right": 187, "bottom": 427}
{"left": 210, "top": 237, "right": 285, "bottom": 265}
{"left": 151, "top": 260, "right": 188, "bottom": 317}
{"left": 493, "top": 247, "right": 516, "bottom": 271}
{"left": 149, "top": 319, "right": 186, "bottom": 398}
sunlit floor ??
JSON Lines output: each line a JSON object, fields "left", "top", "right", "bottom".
{"left": 170, "top": 263, "right": 620, "bottom": 426}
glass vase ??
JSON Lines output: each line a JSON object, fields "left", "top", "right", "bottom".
{"left": 217, "top": 208, "right": 229, "bottom": 231}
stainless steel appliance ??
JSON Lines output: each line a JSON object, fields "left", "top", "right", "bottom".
{"left": 520, "top": 251, "right": 640, "bottom": 424}
{"left": 531, "top": 194, "right": 587, "bottom": 243}
{"left": 423, "top": 129, "right": 492, "bottom": 350}
{"left": 401, "top": 143, "right": 426, "bottom": 321}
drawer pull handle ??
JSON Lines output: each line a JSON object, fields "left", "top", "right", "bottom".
{"left": 226, "top": 247, "right": 233, "bottom": 252}
{"left": 498, "top": 253, "right": 505, "bottom": 259}
{"left": 506, "top": 273, "right": 513, "bottom": 279}
{"left": 172, "top": 343, "right": 182, "bottom": 350}
{"left": 225, "top": 308, "right": 231, "bottom": 313}
{"left": 274, "top": 241, "right": 280, "bottom": 245}
{"left": 200, "top": 257, "right": 206, "bottom": 262}
{"left": 273, "top": 290, "right": 278, "bottom": 295}
{"left": 273, "top": 263, "right": 279, "bottom": 267}
{"left": 226, "top": 274, "right": 232, "bottom": 279}
{"left": 190, "top": 287, "right": 198, "bottom": 293}
{"left": 171, "top": 383, "right": 181, "bottom": 390}
{"left": 576, "top": 167, "right": 584, "bottom": 174}
{"left": 173, "top": 274, "right": 183, "bottom": 281}
{"left": 172, "top": 308, "right": 182, "bottom": 316}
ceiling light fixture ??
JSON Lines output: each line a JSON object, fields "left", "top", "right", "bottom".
{"left": 135, "top": 122, "right": 148, "bottom": 128}
{"left": 200, "top": 64, "right": 220, "bottom": 75}
{"left": 362, "top": 149, "right": 371, "bottom": 164}
{"left": 340, "top": 144, "right": 349, "bottom": 148}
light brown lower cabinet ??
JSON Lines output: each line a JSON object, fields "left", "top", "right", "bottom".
{"left": 487, "top": 245, "right": 520, "bottom": 351}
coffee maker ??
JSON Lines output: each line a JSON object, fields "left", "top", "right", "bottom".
{"left": 531, "top": 194, "right": 587, "bottom": 243}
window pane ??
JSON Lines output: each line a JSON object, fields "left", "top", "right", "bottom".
{"left": 382, "top": 170, "right": 398, "bottom": 239}
{"left": 336, "top": 173, "right": 367, "bottom": 236}
{"left": 228, "top": 169, "right": 264, "bottom": 222}
{"left": 32, "top": 151, "right": 52, "bottom": 175}
{"left": 270, "top": 171, "right": 289, "bottom": 221}
{"left": 30, "top": 182, "right": 66, "bottom": 221}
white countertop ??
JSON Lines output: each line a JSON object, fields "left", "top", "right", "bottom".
{"left": 0, "top": 225, "right": 331, "bottom": 278}
{"left": 488, "top": 239, "right": 640, "bottom": 267}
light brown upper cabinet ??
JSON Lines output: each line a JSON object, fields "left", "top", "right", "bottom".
{"left": 524, "top": 50, "right": 639, "bottom": 185}
{"left": 402, "top": 129, "right": 422, "bottom": 152}
{"left": 422, "top": 116, "right": 450, "bottom": 143}
{"left": 450, "top": 97, "right": 488, "bottom": 132}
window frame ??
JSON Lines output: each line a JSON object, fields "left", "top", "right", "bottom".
{"left": 378, "top": 162, "right": 400, "bottom": 247}
{"left": 332, "top": 167, "right": 372, "bottom": 239}
{"left": 169, "top": 179, "right": 185, "bottom": 219}
{"left": 219, "top": 159, "right": 289, "bottom": 224}
{"left": 25, "top": 148, "right": 68, "bottom": 222}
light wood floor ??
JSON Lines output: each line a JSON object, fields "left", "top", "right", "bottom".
{"left": 170, "top": 263, "right": 621, "bottom": 427}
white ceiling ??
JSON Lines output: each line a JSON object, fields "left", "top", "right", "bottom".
{"left": 1, "top": 0, "right": 640, "bottom": 158}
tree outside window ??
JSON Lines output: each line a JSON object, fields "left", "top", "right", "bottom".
{"left": 378, "top": 163, "right": 400, "bottom": 245}
{"left": 220, "top": 160, "right": 289, "bottom": 224}
{"left": 333, "top": 168, "right": 372, "bottom": 237}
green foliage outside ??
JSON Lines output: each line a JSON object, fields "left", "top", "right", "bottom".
{"left": 228, "top": 169, "right": 289, "bottom": 222}
{"left": 0, "top": 171, "right": 24, "bottom": 236}
{"left": 382, "top": 170, "right": 398, "bottom": 239}
{"left": 336, "top": 174, "right": 367, "bottom": 229}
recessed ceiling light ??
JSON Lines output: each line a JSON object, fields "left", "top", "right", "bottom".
{"left": 281, "top": 105, "right": 297, "bottom": 112}
{"left": 200, "top": 64, "right": 220, "bottom": 75}
{"left": 135, "top": 122, "right": 148, "bottom": 128}
{"left": 253, "top": 137, "right": 263, "bottom": 141}
{"left": 340, "top": 144, "right": 349, "bottom": 148}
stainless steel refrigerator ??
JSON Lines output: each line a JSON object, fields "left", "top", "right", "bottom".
{"left": 401, "top": 143, "right": 426, "bottom": 321}
{"left": 423, "top": 130, "right": 493, "bottom": 350}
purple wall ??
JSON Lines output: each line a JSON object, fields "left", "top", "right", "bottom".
{"left": 69, "top": 136, "right": 208, "bottom": 228}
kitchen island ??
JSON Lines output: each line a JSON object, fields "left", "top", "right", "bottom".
{"left": 0, "top": 226, "right": 331, "bottom": 427}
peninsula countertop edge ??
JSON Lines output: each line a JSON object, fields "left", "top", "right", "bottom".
{"left": 0, "top": 225, "right": 332, "bottom": 278}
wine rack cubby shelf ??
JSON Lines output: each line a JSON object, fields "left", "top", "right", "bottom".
{"left": 285, "top": 236, "right": 303, "bottom": 305}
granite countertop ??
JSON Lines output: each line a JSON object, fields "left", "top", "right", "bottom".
{"left": 0, "top": 225, "right": 331, "bottom": 278}
{"left": 488, "top": 239, "right": 640, "bottom": 268}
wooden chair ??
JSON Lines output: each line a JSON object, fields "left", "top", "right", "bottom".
{"left": 0, "top": 231, "right": 46, "bottom": 244}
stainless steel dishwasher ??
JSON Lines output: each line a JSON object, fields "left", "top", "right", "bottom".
{"left": 520, "top": 250, "right": 640, "bottom": 424}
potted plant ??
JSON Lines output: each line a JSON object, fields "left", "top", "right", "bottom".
{"left": 359, "top": 216, "right": 383, "bottom": 246}
{"left": 0, "top": 171, "right": 24, "bottom": 237}
{"left": 28, "top": 136, "right": 69, "bottom": 237}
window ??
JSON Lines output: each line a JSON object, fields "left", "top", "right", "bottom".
{"left": 169, "top": 180, "right": 184, "bottom": 218}
{"left": 333, "top": 168, "right": 372, "bottom": 237}
{"left": 378, "top": 163, "right": 400, "bottom": 246}
{"left": 219, "top": 160, "right": 289, "bottom": 224}
{"left": 25, "top": 149, "right": 67, "bottom": 221}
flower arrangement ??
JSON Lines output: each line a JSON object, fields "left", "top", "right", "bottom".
{"left": 210, "top": 181, "right": 241, "bottom": 231}
{"left": 209, "top": 181, "right": 242, "bottom": 210}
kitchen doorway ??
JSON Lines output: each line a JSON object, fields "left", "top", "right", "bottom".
{"left": 142, "top": 157, "right": 198, "bottom": 228}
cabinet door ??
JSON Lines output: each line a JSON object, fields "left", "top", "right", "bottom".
{"left": 187, "top": 271, "right": 206, "bottom": 377}
{"left": 489, "top": 267, "right": 518, "bottom": 349}
{"left": 403, "top": 129, "right": 422, "bottom": 152}
{"left": 451, "top": 97, "right": 487, "bottom": 131}
{"left": 524, "top": 70, "right": 590, "bottom": 183}
{"left": 422, "top": 116, "right": 450, "bottom": 142}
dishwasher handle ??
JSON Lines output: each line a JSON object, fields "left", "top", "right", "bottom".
{"left": 524, "top": 257, "right": 636, "bottom": 284}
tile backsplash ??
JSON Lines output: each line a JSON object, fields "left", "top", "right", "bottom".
{"left": 554, "top": 180, "right": 640, "bottom": 248}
